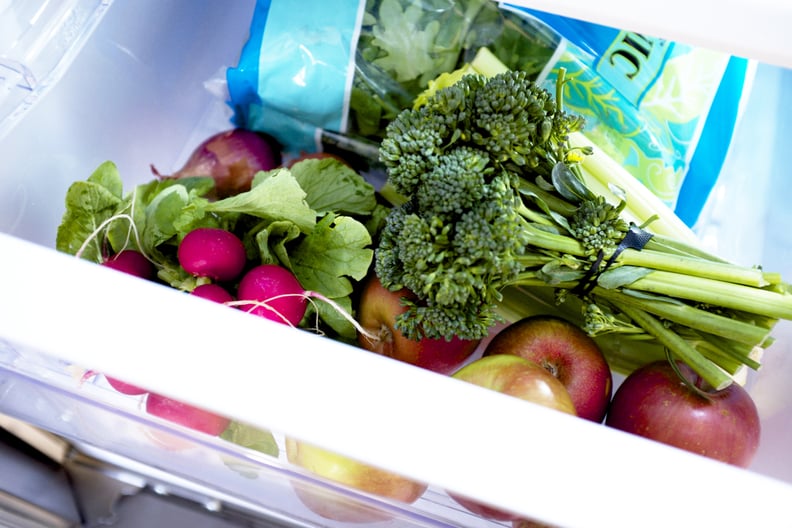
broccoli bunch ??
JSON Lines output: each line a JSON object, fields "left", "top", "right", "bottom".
{"left": 375, "top": 70, "right": 584, "bottom": 340}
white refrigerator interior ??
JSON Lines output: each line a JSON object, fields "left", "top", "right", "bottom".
{"left": 1, "top": 1, "right": 792, "bottom": 527}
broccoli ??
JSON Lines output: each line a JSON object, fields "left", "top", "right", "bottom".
{"left": 373, "top": 64, "right": 792, "bottom": 393}
{"left": 375, "top": 69, "right": 594, "bottom": 340}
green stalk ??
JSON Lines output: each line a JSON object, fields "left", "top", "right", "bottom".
{"left": 517, "top": 202, "right": 556, "bottom": 227}
{"left": 629, "top": 270, "right": 792, "bottom": 320}
{"left": 618, "top": 248, "right": 770, "bottom": 287}
{"left": 695, "top": 333, "right": 763, "bottom": 371}
{"left": 518, "top": 179, "right": 578, "bottom": 217}
{"left": 523, "top": 222, "right": 586, "bottom": 256}
{"left": 592, "top": 287, "right": 771, "bottom": 346}
{"left": 645, "top": 233, "right": 730, "bottom": 263}
{"left": 470, "top": 46, "right": 510, "bottom": 77}
{"left": 610, "top": 301, "right": 733, "bottom": 390}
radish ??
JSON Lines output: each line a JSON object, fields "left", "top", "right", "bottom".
{"left": 145, "top": 393, "right": 231, "bottom": 436}
{"left": 191, "top": 283, "right": 234, "bottom": 304}
{"left": 102, "top": 250, "right": 155, "bottom": 279}
{"left": 177, "top": 227, "right": 246, "bottom": 282}
{"left": 236, "top": 264, "right": 308, "bottom": 326}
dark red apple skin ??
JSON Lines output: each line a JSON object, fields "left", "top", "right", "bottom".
{"left": 605, "top": 361, "right": 761, "bottom": 468}
{"left": 357, "top": 276, "right": 480, "bottom": 375}
{"left": 484, "top": 315, "right": 612, "bottom": 423}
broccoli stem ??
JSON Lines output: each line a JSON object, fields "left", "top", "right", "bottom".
{"left": 592, "top": 287, "right": 771, "bottom": 347}
{"left": 610, "top": 301, "right": 734, "bottom": 390}
{"left": 619, "top": 247, "right": 770, "bottom": 287}
{"left": 644, "top": 233, "right": 731, "bottom": 263}
{"left": 628, "top": 271, "right": 792, "bottom": 320}
{"left": 470, "top": 46, "right": 510, "bottom": 77}
{"left": 509, "top": 275, "right": 773, "bottom": 349}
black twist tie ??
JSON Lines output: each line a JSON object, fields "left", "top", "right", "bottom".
{"left": 571, "top": 224, "right": 654, "bottom": 296}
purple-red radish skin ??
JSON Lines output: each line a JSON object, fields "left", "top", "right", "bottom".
{"left": 236, "top": 264, "right": 307, "bottom": 326}
{"left": 178, "top": 228, "right": 246, "bottom": 282}
{"left": 191, "top": 283, "right": 234, "bottom": 304}
{"left": 102, "top": 250, "right": 155, "bottom": 279}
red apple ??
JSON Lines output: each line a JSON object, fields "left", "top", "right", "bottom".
{"left": 448, "top": 354, "right": 577, "bottom": 521}
{"left": 357, "top": 275, "right": 480, "bottom": 374}
{"left": 285, "top": 437, "right": 427, "bottom": 522}
{"left": 484, "top": 315, "right": 612, "bottom": 423}
{"left": 105, "top": 375, "right": 148, "bottom": 396}
{"left": 145, "top": 393, "right": 231, "bottom": 436}
{"left": 605, "top": 360, "right": 761, "bottom": 467}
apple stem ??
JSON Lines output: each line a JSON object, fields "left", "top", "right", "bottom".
{"left": 665, "top": 350, "right": 717, "bottom": 399}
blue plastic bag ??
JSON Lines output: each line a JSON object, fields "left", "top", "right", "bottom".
{"left": 227, "top": 0, "right": 751, "bottom": 226}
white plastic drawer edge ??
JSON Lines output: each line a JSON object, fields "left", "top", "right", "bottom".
{"left": 2, "top": 233, "right": 792, "bottom": 527}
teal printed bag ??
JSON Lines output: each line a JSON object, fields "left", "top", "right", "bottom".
{"left": 227, "top": 0, "right": 751, "bottom": 227}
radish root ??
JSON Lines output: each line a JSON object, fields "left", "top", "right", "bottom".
{"left": 228, "top": 291, "right": 379, "bottom": 341}
{"left": 74, "top": 187, "right": 155, "bottom": 265}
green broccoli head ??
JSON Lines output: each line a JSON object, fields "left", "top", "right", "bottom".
{"left": 470, "top": 70, "right": 585, "bottom": 173}
{"left": 374, "top": 170, "right": 528, "bottom": 341}
{"left": 375, "top": 69, "right": 581, "bottom": 341}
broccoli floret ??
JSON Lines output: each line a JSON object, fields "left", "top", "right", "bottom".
{"left": 415, "top": 146, "right": 490, "bottom": 216}
{"left": 470, "top": 70, "right": 584, "bottom": 173}
{"left": 569, "top": 196, "right": 630, "bottom": 256}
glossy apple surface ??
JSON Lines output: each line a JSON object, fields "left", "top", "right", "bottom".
{"left": 484, "top": 315, "right": 612, "bottom": 423}
{"left": 605, "top": 360, "right": 761, "bottom": 467}
{"left": 286, "top": 437, "right": 427, "bottom": 522}
{"left": 357, "top": 275, "right": 479, "bottom": 374}
{"left": 449, "top": 354, "right": 576, "bottom": 521}
{"left": 145, "top": 393, "right": 231, "bottom": 436}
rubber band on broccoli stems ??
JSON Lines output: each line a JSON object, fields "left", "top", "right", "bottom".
{"left": 228, "top": 292, "right": 379, "bottom": 341}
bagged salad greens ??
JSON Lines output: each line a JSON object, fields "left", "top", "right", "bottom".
{"left": 226, "top": 0, "right": 752, "bottom": 226}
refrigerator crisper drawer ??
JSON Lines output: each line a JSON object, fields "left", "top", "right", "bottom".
{"left": 2, "top": 1, "right": 792, "bottom": 527}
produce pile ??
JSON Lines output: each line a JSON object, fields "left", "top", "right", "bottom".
{"left": 56, "top": 47, "right": 791, "bottom": 528}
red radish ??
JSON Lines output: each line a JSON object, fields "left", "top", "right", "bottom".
{"left": 145, "top": 393, "right": 231, "bottom": 436}
{"left": 152, "top": 129, "right": 281, "bottom": 199}
{"left": 102, "top": 250, "right": 155, "bottom": 279}
{"left": 236, "top": 264, "right": 307, "bottom": 326}
{"left": 191, "top": 283, "right": 234, "bottom": 304}
{"left": 177, "top": 228, "right": 246, "bottom": 282}
{"left": 105, "top": 376, "right": 148, "bottom": 396}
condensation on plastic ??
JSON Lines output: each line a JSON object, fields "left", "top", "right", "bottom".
{"left": 0, "top": 0, "right": 114, "bottom": 140}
